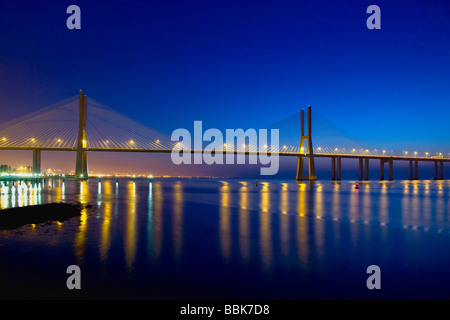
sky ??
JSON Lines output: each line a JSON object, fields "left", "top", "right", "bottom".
{"left": 0, "top": 0, "right": 450, "bottom": 177}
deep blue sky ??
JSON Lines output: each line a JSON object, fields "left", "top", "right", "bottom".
{"left": 1, "top": 0, "right": 450, "bottom": 164}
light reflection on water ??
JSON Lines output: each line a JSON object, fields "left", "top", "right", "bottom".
{"left": 1, "top": 178, "right": 450, "bottom": 298}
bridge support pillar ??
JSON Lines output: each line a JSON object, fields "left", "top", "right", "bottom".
{"left": 414, "top": 160, "right": 418, "bottom": 180}
{"left": 76, "top": 91, "right": 88, "bottom": 179}
{"left": 331, "top": 157, "right": 336, "bottom": 180}
{"left": 337, "top": 157, "right": 341, "bottom": 181}
{"left": 364, "top": 158, "right": 369, "bottom": 181}
{"left": 409, "top": 160, "right": 413, "bottom": 180}
{"left": 380, "top": 159, "right": 384, "bottom": 181}
{"left": 389, "top": 159, "right": 393, "bottom": 180}
{"left": 434, "top": 161, "right": 438, "bottom": 180}
{"left": 296, "top": 106, "right": 316, "bottom": 181}
{"left": 440, "top": 161, "right": 444, "bottom": 180}
{"left": 359, "top": 158, "right": 363, "bottom": 181}
{"left": 32, "top": 149, "right": 41, "bottom": 175}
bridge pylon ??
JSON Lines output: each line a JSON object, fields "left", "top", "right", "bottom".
{"left": 32, "top": 149, "right": 41, "bottom": 175}
{"left": 296, "top": 106, "right": 317, "bottom": 181}
{"left": 76, "top": 90, "right": 88, "bottom": 179}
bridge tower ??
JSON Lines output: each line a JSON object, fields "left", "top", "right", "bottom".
{"left": 296, "top": 106, "right": 317, "bottom": 181}
{"left": 76, "top": 90, "right": 88, "bottom": 179}
{"left": 32, "top": 149, "right": 41, "bottom": 175}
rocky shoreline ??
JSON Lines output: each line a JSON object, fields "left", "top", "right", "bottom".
{"left": 0, "top": 203, "right": 84, "bottom": 230}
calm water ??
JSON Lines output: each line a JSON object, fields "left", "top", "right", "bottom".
{"left": 1, "top": 178, "right": 450, "bottom": 299}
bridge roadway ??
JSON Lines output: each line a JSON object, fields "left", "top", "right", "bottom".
{"left": 0, "top": 146, "right": 447, "bottom": 180}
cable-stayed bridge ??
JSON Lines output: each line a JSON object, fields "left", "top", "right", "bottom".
{"left": 0, "top": 91, "right": 448, "bottom": 180}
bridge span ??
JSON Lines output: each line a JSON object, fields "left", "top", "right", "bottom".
{"left": 0, "top": 91, "right": 447, "bottom": 181}
{"left": 0, "top": 146, "right": 447, "bottom": 181}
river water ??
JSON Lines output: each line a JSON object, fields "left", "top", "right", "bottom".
{"left": 1, "top": 178, "right": 450, "bottom": 299}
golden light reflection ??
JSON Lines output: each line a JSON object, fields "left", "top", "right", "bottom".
{"left": 173, "top": 181, "right": 184, "bottom": 261}
{"left": 313, "top": 183, "right": 324, "bottom": 263}
{"left": 259, "top": 182, "right": 272, "bottom": 271}
{"left": 280, "top": 183, "right": 290, "bottom": 257}
{"left": 280, "top": 183, "right": 289, "bottom": 214}
{"left": 297, "top": 182, "right": 306, "bottom": 217}
{"left": 219, "top": 182, "right": 232, "bottom": 261}
{"left": 55, "top": 182, "right": 62, "bottom": 203}
{"left": 152, "top": 182, "right": 163, "bottom": 259}
{"left": 75, "top": 180, "right": 89, "bottom": 263}
{"left": 401, "top": 182, "right": 410, "bottom": 226}
{"left": 422, "top": 186, "right": 431, "bottom": 228}
{"left": 435, "top": 182, "right": 445, "bottom": 224}
{"left": 147, "top": 182, "right": 153, "bottom": 257}
{"left": 100, "top": 180, "right": 112, "bottom": 262}
{"left": 238, "top": 182, "right": 250, "bottom": 263}
{"left": 379, "top": 183, "right": 389, "bottom": 225}
{"left": 411, "top": 182, "right": 420, "bottom": 229}
{"left": 362, "top": 182, "right": 371, "bottom": 226}
{"left": 0, "top": 191, "right": 7, "bottom": 209}
{"left": 125, "top": 181, "right": 137, "bottom": 273}
{"left": 296, "top": 183, "right": 308, "bottom": 270}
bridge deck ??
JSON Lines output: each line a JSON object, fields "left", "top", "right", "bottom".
{"left": 0, "top": 146, "right": 448, "bottom": 162}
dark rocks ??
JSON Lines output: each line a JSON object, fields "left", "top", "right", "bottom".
{"left": 0, "top": 203, "right": 84, "bottom": 230}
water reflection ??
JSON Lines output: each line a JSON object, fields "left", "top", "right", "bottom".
{"left": 279, "top": 183, "right": 289, "bottom": 257}
{"left": 152, "top": 182, "right": 163, "bottom": 260}
{"left": 147, "top": 182, "right": 153, "bottom": 259}
{"left": 125, "top": 181, "right": 137, "bottom": 272}
{"left": 1, "top": 178, "right": 450, "bottom": 282}
{"left": 219, "top": 182, "right": 231, "bottom": 261}
{"left": 259, "top": 182, "right": 272, "bottom": 271}
{"left": 172, "top": 181, "right": 183, "bottom": 262}
{"left": 75, "top": 180, "right": 88, "bottom": 263}
{"left": 238, "top": 181, "right": 250, "bottom": 264}
{"left": 100, "top": 180, "right": 112, "bottom": 262}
